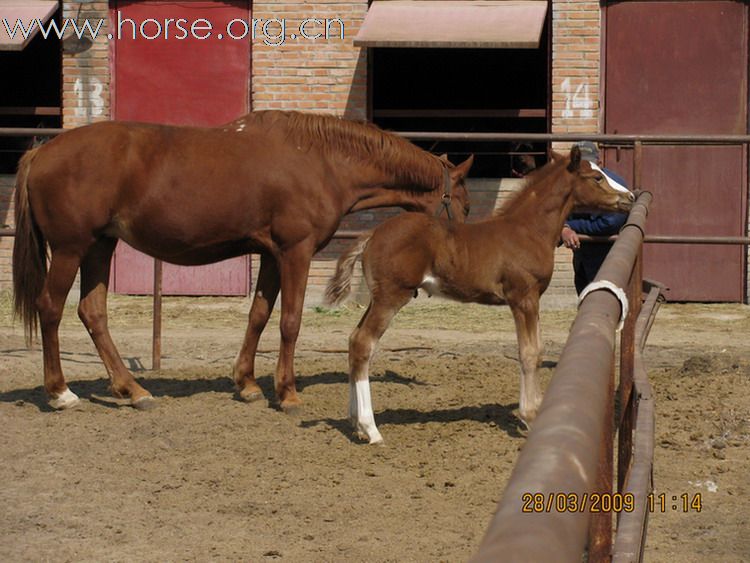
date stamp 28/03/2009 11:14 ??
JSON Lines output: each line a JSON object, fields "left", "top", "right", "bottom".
{"left": 520, "top": 492, "right": 703, "bottom": 514}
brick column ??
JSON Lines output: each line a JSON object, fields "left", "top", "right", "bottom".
{"left": 549, "top": 0, "right": 603, "bottom": 304}
{"left": 61, "top": 1, "right": 111, "bottom": 128}
{"left": 551, "top": 0, "right": 602, "bottom": 137}
{"left": 252, "top": 1, "right": 368, "bottom": 119}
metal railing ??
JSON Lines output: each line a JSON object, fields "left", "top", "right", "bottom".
{"left": 471, "top": 191, "right": 659, "bottom": 562}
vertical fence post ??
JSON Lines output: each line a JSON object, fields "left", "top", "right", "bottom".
{"left": 588, "top": 349, "right": 615, "bottom": 562}
{"left": 633, "top": 141, "right": 643, "bottom": 192}
{"left": 618, "top": 250, "right": 642, "bottom": 493}
{"left": 152, "top": 258, "right": 162, "bottom": 370}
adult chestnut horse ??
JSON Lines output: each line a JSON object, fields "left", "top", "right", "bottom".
{"left": 325, "top": 146, "right": 634, "bottom": 443}
{"left": 13, "top": 110, "right": 472, "bottom": 411}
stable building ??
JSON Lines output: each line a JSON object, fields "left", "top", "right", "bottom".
{"left": 1, "top": 0, "right": 748, "bottom": 303}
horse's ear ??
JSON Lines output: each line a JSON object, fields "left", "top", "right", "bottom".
{"left": 454, "top": 154, "right": 474, "bottom": 178}
{"left": 438, "top": 153, "right": 450, "bottom": 163}
{"left": 550, "top": 150, "right": 564, "bottom": 162}
{"left": 567, "top": 145, "right": 582, "bottom": 172}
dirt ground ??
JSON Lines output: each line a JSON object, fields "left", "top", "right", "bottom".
{"left": 0, "top": 292, "right": 748, "bottom": 562}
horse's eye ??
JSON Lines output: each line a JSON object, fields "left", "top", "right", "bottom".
{"left": 595, "top": 175, "right": 604, "bottom": 183}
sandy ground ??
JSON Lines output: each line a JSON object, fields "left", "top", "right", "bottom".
{"left": 0, "top": 292, "right": 748, "bottom": 562}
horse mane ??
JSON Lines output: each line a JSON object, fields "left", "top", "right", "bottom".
{"left": 247, "top": 111, "right": 444, "bottom": 192}
{"left": 494, "top": 157, "right": 566, "bottom": 217}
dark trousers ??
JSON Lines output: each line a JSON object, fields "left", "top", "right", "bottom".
{"left": 573, "top": 244, "right": 614, "bottom": 295}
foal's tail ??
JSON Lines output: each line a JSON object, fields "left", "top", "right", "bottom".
{"left": 12, "top": 147, "right": 46, "bottom": 345}
{"left": 324, "top": 231, "right": 372, "bottom": 306}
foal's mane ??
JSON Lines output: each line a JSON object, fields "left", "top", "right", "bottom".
{"left": 494, "top": 156, "right": 566, "bottom": 217}
{"left": 249, "top": 111, "right": 444, "bottom": 191}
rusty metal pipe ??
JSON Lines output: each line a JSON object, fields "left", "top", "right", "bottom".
{"left": 471, "top": 192, "right": 652, "bottom": 562}
{"left": 5, "top": 127, "right": 750, "bottom": 145}
{"left": 0, "top": 127, "right": 64, "bottom": 137}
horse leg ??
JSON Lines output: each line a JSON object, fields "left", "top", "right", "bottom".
{"left": 233, "top": 254, "right": 280, "bottom": 402}
{"left": 536, "top": 318, "right": 544, "bottom": 368}
{"left": 348, "top": 289, "right": 411, "bottom": 444}
{"left": 274, "top": 243, "right": 314, "bottom": 411}
{"left": 78, "top": 238, "right": 154, "bottom": 408}
{"left": 38, "top": 250, "right": 82, "bottom": 409}
{"left": 510, "top": 296, "right": 543, "bottom": 427}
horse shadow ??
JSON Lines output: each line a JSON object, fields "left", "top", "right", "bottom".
{"left": 2, "top": 366, "right": 523, "bottom": 440}
{"left": 296, "top": 369, "right": 429, "bottom": 391}
{"left": 297, "top": 369, "right": 525, "bottom": 440}
{"left": 0, "top": 354, "right": 235, "bottom": 411}
{"left": 2, "top": 348, "right": 150, "bottom": 377}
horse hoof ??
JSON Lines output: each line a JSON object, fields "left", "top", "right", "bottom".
{"left": 355, "top": 429, "right": 384, "bottom": 445}
{"left": 280, "top": 399, "right": 303, "bottom": 415}
{"left": 238, "top": 389, "right": 264, "bottom": 403}
{"left": 517, "top": 417, "right": 532, "bottom": 435}
{"left": 132, "top": 395, "right": 157, "bottom": 411}
{"left": 49, "top": 388, "right": 81, "bottom": 410}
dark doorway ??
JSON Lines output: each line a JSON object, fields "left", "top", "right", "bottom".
{"left": 370, "top": 26, "right": 549, "bottom": 177}
{"left": 0, "top": 6, "right": 62, "bottom": 174}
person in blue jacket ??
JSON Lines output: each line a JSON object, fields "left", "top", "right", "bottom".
{"left": 561, "top": 141, "right": 629, "bottom": 294}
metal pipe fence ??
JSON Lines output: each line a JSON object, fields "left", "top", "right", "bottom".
{"left": 470, "top": 191, "right": 656, "bottom": 562}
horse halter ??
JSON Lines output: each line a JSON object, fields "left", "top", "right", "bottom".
{"left": 434, "top": 167, "right": 454, "bottom": 220}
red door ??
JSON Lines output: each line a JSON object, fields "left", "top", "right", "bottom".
{"left": 110, "top": 1, "right": 251, "bottom": 295}
{"left": 604, "top": 1, "right": 747, "bottom": 301}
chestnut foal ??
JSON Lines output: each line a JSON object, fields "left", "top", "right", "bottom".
{"left": 325, "top": 146, "right": 634, "bottom": 443}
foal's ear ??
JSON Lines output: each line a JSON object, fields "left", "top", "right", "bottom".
{"left": 550, "top": 150, "right": 564, "bottom": 162}
{"left": 438, "top": 153, "right": 450, "bottom": 163}
{"left": 567, "top": 145, "right": 582, "bottom": 172}
{"left": 453, "top": 154, "right": 474, "bottom": 178}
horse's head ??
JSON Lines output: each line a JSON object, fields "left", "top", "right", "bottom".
{"left": 437, "top": 154, "right": 473, "bottom": 221}
{"left": 562, "top": 146, "right": 635, "bottom": 212}
{"left": 510, "top": 142, "right": 540, "bottom": 178}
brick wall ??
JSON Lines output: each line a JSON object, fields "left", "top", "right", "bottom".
{"left": 0, "top": 175, "right": 15, "bottom": 289}
{"left": 61, "top": 1, "right": 111, "bottom": 128}
{"left": 551, "top": 0, "right": 601, "bottom": 135}
{"left": 252, "top": 1, "right": 368, "bottom": 119}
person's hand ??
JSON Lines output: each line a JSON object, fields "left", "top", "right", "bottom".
{"left": 561, "top": 225, "right": 580, "bottom": 249}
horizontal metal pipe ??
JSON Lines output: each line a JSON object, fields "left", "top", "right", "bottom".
{"left": 471, "top": 192, "right": 652, "bottom": 562}
{"left": 579, "top": 235, "right": 750, "bottom": 245}
{"left": 0, "top": 128, "right": 64, "bottom": 137}
{"left": 2, "top": 127, "right": 750, "bottom": 146}
{"left": 643, "top": 235, "right": 750, "bottom": 245}
{"left": 0, "top": 228, "right": 15, "bottom": 237}
{"left": 398, "top": 131, "right": 750, "bottom": 144}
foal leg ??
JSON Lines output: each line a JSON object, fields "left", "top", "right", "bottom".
{"left": 78, "top": 238, "right": 154, "bottom": 408}
{"left": 274, "top": 243, "right": 314, "bottom": 411}
{"left": 348, "top": 289, "right": 412, "bottom": 444}
{"left": 38, "top": 250, "right": 82, "bottom": 409}
{"left": 510, "top": 297, "right": 543, "bottom": 427}
{"left": 233, "top": 254, "right": 280, "bottom": 402}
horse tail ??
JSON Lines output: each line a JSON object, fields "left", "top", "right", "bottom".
{"left": 324, "top": 231, "right": 372, "bottom": 306}
{"left": 12, "top": 146, "right": 46, "bottom": 346}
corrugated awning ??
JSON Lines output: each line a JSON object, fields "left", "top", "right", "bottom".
{"left": 0, "top": 1, "right": 59, "bottom": 51}
{"left": 354, "top": 0, "right": 548, "bottom": 49}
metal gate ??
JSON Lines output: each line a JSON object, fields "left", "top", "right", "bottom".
{"left": 604, "top": 0, "right": 748, "bottom": 301}
{"left": 110, "top": 0, "right": 252, "bottom": 295}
